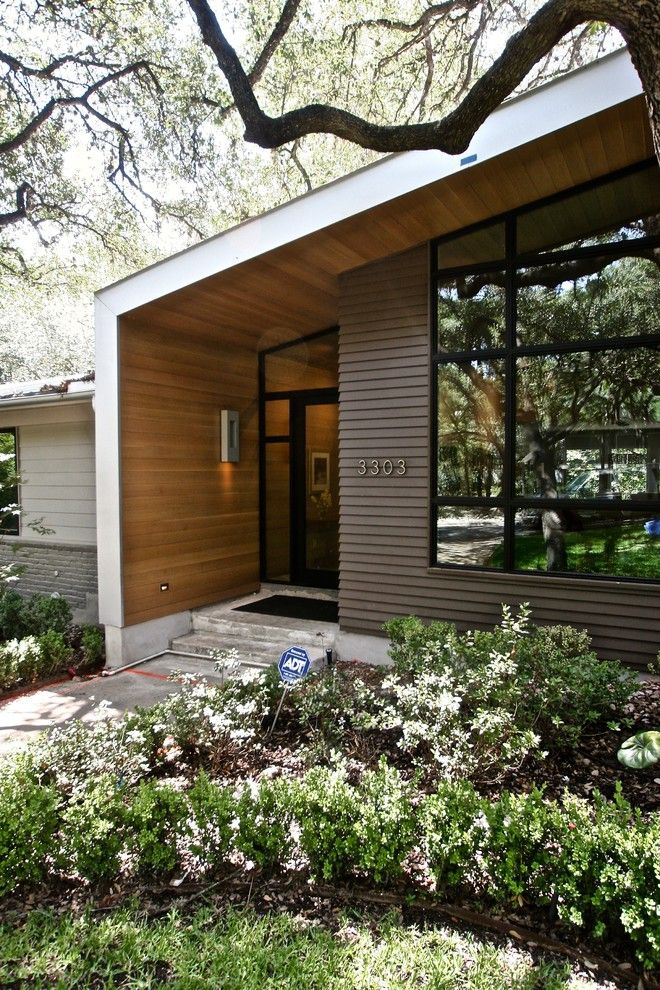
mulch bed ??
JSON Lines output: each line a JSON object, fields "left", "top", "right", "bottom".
{"left": 198, "top": 668, "right": 660, "bottom": 813}
{"left": 497, "top": 679, "right": 660, "bottom": 812}
{"left": 2, "top": 662, "right": 657, "bottom": 985}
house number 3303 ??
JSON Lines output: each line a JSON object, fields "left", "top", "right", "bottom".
{"left": 357, "top": 458, "right": 407, "bottom": 476}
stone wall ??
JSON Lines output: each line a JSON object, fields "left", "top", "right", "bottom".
{"left": 0, "top": 540, "right": 98, "bottom": 621}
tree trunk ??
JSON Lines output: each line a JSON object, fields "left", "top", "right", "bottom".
{"left": 520, "top": 423, "right": 568, "bottom": 572}
{"left": 596, "top": 0, "right": 660, "bottom": 161}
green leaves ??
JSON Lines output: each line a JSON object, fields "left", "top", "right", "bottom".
{"left": 617, "top": 730, "right": 660, "bottom": 770}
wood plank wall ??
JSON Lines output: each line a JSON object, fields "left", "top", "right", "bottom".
{"left": 337, "top": 246, "right": 657, "bottom": 667}
{"left": 120, "top": 318, "right": 260, "bottom": 626}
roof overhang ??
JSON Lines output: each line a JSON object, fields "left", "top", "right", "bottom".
{"left": 97, "top": 48, "right": 653, "bottom": 340}
{"left": 0, "top": 377, "right": 95, "bottom": 409}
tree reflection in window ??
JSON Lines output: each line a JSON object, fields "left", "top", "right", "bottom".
{"left": 433, "top": 161, "right": 660, "bottom": 580}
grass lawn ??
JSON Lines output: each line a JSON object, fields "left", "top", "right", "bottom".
{"left": 490, "top": 524, "right": 658, "bottom": 578}
{"left": 0, "top": 903, "right": 605, "bottom": 990}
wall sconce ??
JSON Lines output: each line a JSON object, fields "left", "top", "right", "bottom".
{"left": 220, "top": 409, "right": 239, "bottom": 462}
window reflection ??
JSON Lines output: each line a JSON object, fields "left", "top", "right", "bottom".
{"left": 516, "top": 255, "right": 660, "bottom": 347}
{"left": 0, "top": 429, "right": 18, "bottom": 535}
{"left": 513, "top": 509, "right": 659, "bottom": 579}
{"left": 438, "top": 360, "right": 505, "bottom": 498}
{"left": 516, "top": 348, "right": 660, "bottom": 500}
{"left": 437, "top": 222, "right": 505, "bottom": 268}
{"left": 437, "top": 276, "right": 505, "bottom": 352}
{"left": 517, "top": 165, "right": 660, "bottom": 256}
{"left": 265, "top": 332, "right": 338, "bottom": 392}
{"left": 437, "top": 507, "right": 504, "bottom": 567}
{"left": 434, "top": 163, "right": 660, "bottom": 581}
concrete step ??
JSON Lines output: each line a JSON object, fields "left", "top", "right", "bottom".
{"left": 170, "top": 630, "right": 330, "bottom": 669}
{"left": 192, "top": 611, "right": 337, "bottom": 648}
{"left": 176, "top": 592, "right": 339, "bottom": 669}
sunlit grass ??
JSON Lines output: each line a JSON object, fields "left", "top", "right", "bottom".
{"left": 490, "top": 525, "right": 657, "bottom": 578}
{"left": 0, "top": 903, "right": 607, "bottom": 990}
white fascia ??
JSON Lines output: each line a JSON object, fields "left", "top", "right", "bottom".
{"left": 94, "top": 295, "right": 123, "bottom": 627}
{"left": 96, "top": 49, "right": 642, "bottom": 318}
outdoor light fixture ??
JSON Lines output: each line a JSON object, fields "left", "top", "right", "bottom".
{"left": 220, "top": 409, "right": 239, "bottom": 462}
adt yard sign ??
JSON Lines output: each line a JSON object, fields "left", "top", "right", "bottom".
{"left": 278, "top": 646, "right": 311, "bottom": 684}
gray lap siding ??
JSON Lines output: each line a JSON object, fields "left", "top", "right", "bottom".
{"left": 337, "top": 245, "right": 657, "bottom": 668}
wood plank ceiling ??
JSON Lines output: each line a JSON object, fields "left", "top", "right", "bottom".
{"left": 122, "top": 96, "right": 654, "bottom": 348}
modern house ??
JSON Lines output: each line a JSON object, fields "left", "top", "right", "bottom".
{"left": 95, "top": 49, "right": 659, "bottom": 669}
{"left": 0, "top": 374, "right": 98, "bottom": 621}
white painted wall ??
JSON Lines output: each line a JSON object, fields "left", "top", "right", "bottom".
{"left": 0, "top": 401, "right": 96, "bottom": 546}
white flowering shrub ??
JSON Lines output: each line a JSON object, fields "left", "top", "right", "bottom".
{"left": 382, "top": 604, "right": 635, "bottom": 778}
{"left": 157, "top": 665, "right": 280, "bottom": 750}
{"left": 0, "top": 636, "right": 44, "bottom": 691}
{"left": 32, "top": 702, "right": 153, "bottom": 796}
{"left": 377, "top": 606, "right": 539, "bottom": 780}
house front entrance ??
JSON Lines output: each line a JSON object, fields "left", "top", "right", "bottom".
{"left": 260, "top": 329, "right": 339, "bottom": 589}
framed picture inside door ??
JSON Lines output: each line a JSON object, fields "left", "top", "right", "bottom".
{"left": 310, "top": 451, "right": 330, "bottom": 492}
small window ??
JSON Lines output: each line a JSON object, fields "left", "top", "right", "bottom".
{"left": 0, "top": 428, "right": 19, "bottom": 535}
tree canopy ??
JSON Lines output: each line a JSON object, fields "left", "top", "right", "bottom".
{"left": 1, "top": 0, "right": 636, "bottom": 273}
{"left": 185, "top": 0, "right": 659, "bottom": 158}
{"left": 0, "top": 1, "right": 655, "bottom": 379}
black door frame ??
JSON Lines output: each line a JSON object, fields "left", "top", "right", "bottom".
{"left": 258, "top": 327, "right": 339, "bottom": 588}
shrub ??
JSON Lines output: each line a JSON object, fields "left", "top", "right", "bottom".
{"left": 56, "top": 775, "right": 128, "bottom": 882}
{"left": 481, "top": 787, "right": 561, "bottom": 905}
{"left": 80, "top": 624, "right": 105, "bottom": 667}
{"left": 0, "top": 636, "right": 43, "bottom": 691}
{"left": 126, "top": 780, "right": 188, "bottom": 877}
{"left": 423, "top": 780, "right": 660, "bottom": 971}
{"left": 421, "top": 781, "right": 489, "bottom": 894}
{"left": 37, "top": 629, "right": 73, "bottom": 675}
{"left": 0, "top": 588, "right": 29, "bottom": 641}
{"left": 26, "top": 593, "right": 72, "bottom": 636}
{"left": 157, "top": 667, "right": 280, "bottom": 754}
{"left": 234, "top": 777, "right": 294, "bottom": 871}
{"left": 292, "top": 665, "right": 381, "bottom": 755}
{"left": 34, "top": 714, "right": 153, "bottom": 797}
{"left": 514, "top": 624, "right": 637, "bottom": 745}
{"left": 385, "top": 615, "right": 456, "bottom": 676}
{"left": 381, "top": 605, "right": 636, "bottom": 778}
{"left": 296, "top": 758, "right": 415, "bottom": 884}
{"left": 0, "top": 759, "right": 60, "bottom": 895}
{"left": 186, "top": 770, "right": 235, "bottom": 872}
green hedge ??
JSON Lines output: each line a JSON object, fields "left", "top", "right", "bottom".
{"left": 0, "top": 760, "right": 657, "bottom": 970}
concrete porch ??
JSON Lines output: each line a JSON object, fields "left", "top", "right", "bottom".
{"left": 170, "top": 584, "right": 339, "bottom": 669}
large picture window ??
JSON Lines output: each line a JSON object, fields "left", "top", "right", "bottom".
{"left": 432, "top": 161, "right": 660, "bottom": 581}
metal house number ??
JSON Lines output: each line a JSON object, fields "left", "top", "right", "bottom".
{"left": 357, "top": 458, "right": 407, "bottom": 476}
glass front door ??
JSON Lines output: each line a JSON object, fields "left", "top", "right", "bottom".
{"left": 260, "top": 328, "right": 340, "bottom": 589}
{"left": 292, "top": 395, "right": 339, "bottom": 587}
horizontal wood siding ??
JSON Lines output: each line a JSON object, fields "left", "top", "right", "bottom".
{"left": 16, "top": 410, "right": 96, "bottom": 545}
{"left": 120, "top": 319, "right": 260, "bottom": 626}
{"left": 338, "top": 246, "right": 658, "bottom": 667}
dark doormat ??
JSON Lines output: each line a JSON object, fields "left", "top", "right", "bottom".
{"left": 233, "top": 594, "right": 338, "bottom": 623}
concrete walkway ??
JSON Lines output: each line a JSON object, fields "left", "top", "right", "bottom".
{"left": 0, "top": 652, "right": 232, "bottom": 758}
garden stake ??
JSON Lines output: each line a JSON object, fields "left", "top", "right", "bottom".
{"left": 268, "top": 684, "right": 288, "bottom": 737}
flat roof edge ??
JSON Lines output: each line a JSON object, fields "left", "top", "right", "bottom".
{"left": 97, "top": 48, "right": 643, "bottom": 316}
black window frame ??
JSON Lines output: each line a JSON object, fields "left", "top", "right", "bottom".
{"left": 0, "top": 426, "right": 19, "bottom": 536}
{"left": 430, "top": 158, "right": 660, "bottom": 584}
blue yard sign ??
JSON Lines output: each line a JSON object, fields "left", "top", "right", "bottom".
{"left": 278, "top": 646, "right": 311, "bottom": 684}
